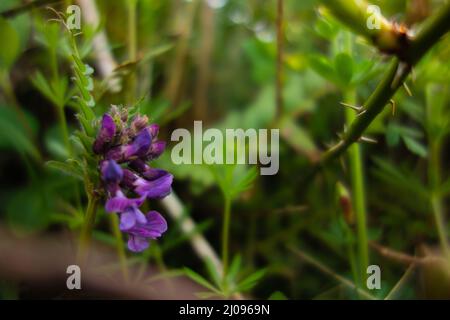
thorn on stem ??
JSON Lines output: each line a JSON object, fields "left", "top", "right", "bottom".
{"left": 403, "top": 82, "right": 412, "bottom": 96}
{"left": 389, "top": 99, "right": 396, "bottom": 116}
{"left": 356, "top": 109, "right": 367, "bottom": 117}
{"left": 359, "top": 136, "right": 378, "bottom": 144}
{"left": 340, "top": 102, "right": 362, "bottom": 112}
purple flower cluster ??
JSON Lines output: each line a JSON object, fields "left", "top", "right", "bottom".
{"left": 94, "top": 107, "right": 173, "bottom": 252}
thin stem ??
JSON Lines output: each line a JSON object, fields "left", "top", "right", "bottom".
{"left": 109, "top": 214, "right": 129, "bottom": 281}
{"left": 431, "top": 195, "right": 449, "bottom": 261}
{"left": 429, "top": 140, "right": 450, "bottom": 261}
{"left": 77, "top": 194, "right": 99, "bottom": 264}
{"left": 384, "top": 263, "right": 415, "bottom": 300}
{"left": 126, "top": 0, "right": 138, "bottom": 104}
{"left": 345, "top": 89, "right": 369, "bottom": 288}
{"left": 275, "top": 0, "right": 284, "bottom": 120}
{"left": 221, "top": 196, "right": 232, "bottom": 283}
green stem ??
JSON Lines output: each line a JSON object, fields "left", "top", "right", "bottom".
{"left": 77, "top": 194, "right": 99, "bottom": 264}
{"left": 221, "top": 196, "right": 232, "bottom": 284}
{"left": 429, "top": 141, "right": 450, "bottom": 261}
{"left": 126, "top": 0, "right": 138, "bottom": 105}
{"left": 431, "top": 195, "right": 450, "bottom": 261}
{"left": 319, "top": 0, "right": 392, "bottom": 42}
{"left": 275, "top": 0, "right": 284, "bottom": 120}
{"left": 109, "top": 214, "right": 129, "bottom": 281}
{"left": 345, "top": 89, "right": 369, "bottom": 289}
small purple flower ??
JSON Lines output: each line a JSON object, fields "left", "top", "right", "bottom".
{"left": 127, "top": 211, "right": 168, "bottom": 252}
{"left": 134, "top": 171, "right": 173, "bottom": 199}
{"left": 93, "top": 114, "right": 116, "bottom": 154}
{"left": 95, "top": 108, "right": 172, "bottom": 253}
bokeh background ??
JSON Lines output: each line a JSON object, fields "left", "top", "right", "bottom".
{"left": 0, "top": 0, "right": 449, "bottom": 299}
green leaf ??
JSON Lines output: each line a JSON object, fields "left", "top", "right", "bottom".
{"left": 46, "top": 160, "right": 84, "bottom": 181}
{"left": 204, "top": 257, "right": 222, "bottom": 288}
{"left": 309, "top": 55, "right": 337, "bottom": 84}
{"left": 227, "top": 254, "right": 242, "bottom": 284}
{"left": 386, "top": 123, "right": 400, "bottom": 147}
{"left": 402, "top": 136, "right": 427, "bottom": 158}
{"left": 334, "top": 52, "right": 353, "bottom": 85}
{"left": 229, "top": 166, "right": 258, "bottom": 199}
{"left": 0, "top": 17, "right": 20, "bottom": 70}
{"left": 183, "top": 268, "right": 220, "bottom": 294}
{"left": 236, "top": 269, "right": 266, "bottom": 292}
{"left": 31, "top": 72, "right": 59, "bottom": 106}
{"left": 0, "top": 107, "right": 40, "bottom": 159}
{"left": 315, "top": 18, "right": 338, "bottom": 39}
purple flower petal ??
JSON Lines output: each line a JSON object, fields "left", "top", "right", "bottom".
{"left": 127, "top": 235, "right": 150, "bottom": 252}
{"left": 120, "top": 209, "right": 136, "bottom": 230}
{"left": 105, "top": 190, "right": 145, "bottom": 213}
{"left": 125, "top": 128, "right": 152, "bottom": 158}
{"left": 127, "top": 211, "right": 168, "bottom": 239}
{"left": 134, "top": 172, "right": 173, "bottom": 199}
{"left": 142, "top": 168, "right": 169, "bottom": 181}
{"left": 120, "top": 207, "right": 147, "bottom": 231}
{"left": 145, "top": 210, "right": 168, "bottom": 236}
{"left": 148, "top": 141, "right": 166, "bottom": 159}
{"left": 129, "top": 159, "right": 147, "bottom": 173}
{"left": 147, "top": 124, "right": 159, "bottom": 138}
{"left": 101, "top": 160, "right": 123, "bottom": 184}
{"left": 131, "top": 115, "right": 149, "bottom": 132}
{"left": 93, "top": 114, "right": 116, "bottom": 154}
